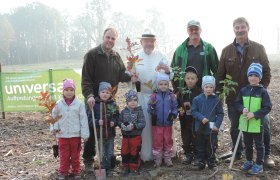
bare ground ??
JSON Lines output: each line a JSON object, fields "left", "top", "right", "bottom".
{"left": 1, "top": 62, "right": 280, "bottom": 180}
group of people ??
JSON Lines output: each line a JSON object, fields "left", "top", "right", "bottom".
{"left": 50, "top": 16, "right": 274, "bottom": 179}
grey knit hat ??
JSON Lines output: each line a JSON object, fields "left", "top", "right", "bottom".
{"left": 98, "top": 82, "right": 112, "bottom": 92}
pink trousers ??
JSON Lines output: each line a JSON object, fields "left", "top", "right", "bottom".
{"left": 152, "top": 126, "right": 173, "bottom": 159}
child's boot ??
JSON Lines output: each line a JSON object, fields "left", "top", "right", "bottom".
{"left": 164, "top": 156, "right": 173, "bottom": 167}
{"left": 154, "top": 155, "right": 162, "bottom": 168}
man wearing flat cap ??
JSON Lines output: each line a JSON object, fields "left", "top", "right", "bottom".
{"left": 130, "top": 28, "right": 172, "bottom": 162}
{"left": 171, "top": 20, "right": 219, "bottom": 91}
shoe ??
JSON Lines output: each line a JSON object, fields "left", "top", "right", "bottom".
{"left": 129, "top": 170, "right": 139, "bottom": 176}
{"left": 73, "top": 174, "right": 81, "bottom": 179}
{"left": 197, "top": 162, "right": 205, "bottom": 170}
{"left": 264, "top": 155, "right": 275, "bottom": 168}
{"left": 59, "top": 174, "right": 66, "bottom": 180}
{"left": 208, "top": 164, "right": 217, "bottom": 171}
{"left": 164, "top": 157, "right": 173, "bottom": 167}
{"left": 183, "top": 155, "right": 193, "bottom": 164}
{"left": 154, "top": 157, "right": 162, "bottom": 168}
{"left": 248, "top": 164, "right": 263, "bottom": 175}
{"left": 240, "top": 161, "right": 253, "bottom": 171}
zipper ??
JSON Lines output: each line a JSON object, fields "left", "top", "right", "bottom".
{"left": 161, "top": 92, "right": 166, "bottom": 126}
{"left": 246, "top": 87, "right": 253, "bottom": 132}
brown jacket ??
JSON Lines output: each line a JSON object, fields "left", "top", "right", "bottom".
{"left": 216, "top": 39, "right": 271, "bottom": 105}
{"left": 82, "top": 45, "right": 131, "bottom": 98}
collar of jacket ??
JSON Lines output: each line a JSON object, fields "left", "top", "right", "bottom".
{"left": 233, "top": 38, "right": 250, "bottom": 47}
{"left": 61, "top": 96, "right": 78, "bottom": 105}
{"left": 97, "top": 45, "right": 118, "bottom": 56}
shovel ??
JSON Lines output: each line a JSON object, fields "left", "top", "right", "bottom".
{"left": 52, "top": 135, "right": 59, "bottom": 158}
{"left": 92, "top": 103, "right": 106, "bottom": 180}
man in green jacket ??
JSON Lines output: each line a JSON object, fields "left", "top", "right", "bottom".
{"left": 171, "top": 20, "right": 219, "bottom": 92}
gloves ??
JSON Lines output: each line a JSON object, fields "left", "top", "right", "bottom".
{"left": 121, "top": 122, "right": 134, "bottom": 131}
{"left": 167, "top": 113, "right": 177, "bottom": 121}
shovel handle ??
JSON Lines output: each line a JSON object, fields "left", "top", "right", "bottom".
{"left": 100, "top": 102, "right": 103, "bottom": 163}
{"left": 91, "top": 108, "right": 101, "bottom": 169}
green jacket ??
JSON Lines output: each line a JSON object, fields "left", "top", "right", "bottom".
{"left": 236, "top": 85, "right": 272, "bottom": 133}
{"left": 171, "top": 38, "right": 218, "bottom": 92}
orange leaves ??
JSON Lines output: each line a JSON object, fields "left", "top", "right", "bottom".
{"left": 36, "top": 91, "right": 56, "bottom": 113}
{"left": 36, "top": 91, "right": 60, "bottom": 124}
{"left": 125, "top": 37, "right": 142, "bottom": 71}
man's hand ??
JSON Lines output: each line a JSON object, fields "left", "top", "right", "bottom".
{"left": 110, "top": 121, "right": 114, "bottom": 127}
{"left": 246, "top": 112, "right": 254, "bottom": 120}
{"left": 99, "top": 119, "right": 103, "bottom": 126}
{"left": 87, "top": 96, "right": 95, "bottom": 110}
{"left": 212, "top": 126, "right": 219, "bottom": 132}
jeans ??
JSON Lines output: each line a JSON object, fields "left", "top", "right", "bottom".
{"left": 243, "top": 127, "right": 264, "bottom": 165}
{"left": 227, "top": 105, "right": 243, "bottom": 156}
{"left": 196, "top": 132, "right": 218, "bottom": 166}
{"left": 100, "top": 137, "right": 114, "bottom": 171}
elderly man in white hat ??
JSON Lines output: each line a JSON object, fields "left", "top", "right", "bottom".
{"left": 130, "top": 29, "right": 174, "bottom": 162}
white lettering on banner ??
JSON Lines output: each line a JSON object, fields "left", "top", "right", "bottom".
{"left": 4, "top": 83, "right": 63, "bottom": 95}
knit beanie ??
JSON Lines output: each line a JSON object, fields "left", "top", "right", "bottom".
{"left": 98, "top": 82, "right": 112, "bottom": 93}
{"left": 156, "top": 73, "right": 170, "bottom": 85}
{"left": 247, "top": 63, "right": 262, "bottom": 80}
{"left": 63, "top": 79, "right": 76, "bottom": 90}
{"left": 125, "top": 90, "right": 138, "bottom": 103}
{"left": 201, "top": 75, "right": 216, "bottom": 89}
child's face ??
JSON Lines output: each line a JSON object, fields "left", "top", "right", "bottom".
{"left": 99, "top": 89, "right": 112, "bottom": 101}
{"left": 63, "top": 87, "right": 75, "bottom": 99}
{"left": 248, "top": 74, "right": 260, "bottom": 86}
{"left": 127, "top": 98, "right": 138, "bottom": 109}
{"left": 203, "top": 84, "right": 214, "bottom": 96}
{"left": 184, "top": 72, "right": 198, "bottom": 88}
{"left": 158, "top": 80, "right": 169, "bottom": 92}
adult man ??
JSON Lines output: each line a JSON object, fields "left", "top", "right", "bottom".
{"left": 81, "top": 27, "right": 131, "bottom": 169}
{"left": 171, "top": 20, "right": 219, "bottom": 91}
{"left": 131, "top": 29, "right": 171, "bottom": 162}
{"left": 171, "top": 20, "right": 219, "bottom": 163}
{"left": 216, "top": 17, "right": 274, "bottom": 167}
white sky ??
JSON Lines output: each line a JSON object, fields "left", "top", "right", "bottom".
{"left": 1, "top": 0, "right": 280, "bottom": 54}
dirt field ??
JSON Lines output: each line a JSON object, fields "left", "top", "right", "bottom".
{"left": 1, "top": 61, "right": 280, "bottom": 180}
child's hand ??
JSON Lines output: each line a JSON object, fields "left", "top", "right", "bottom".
{"left": 110, "top": 121, "right": 114, "bottom": 127}
{"left": 179, "top": 111, "right": 185, "bottom": 116}
{"left": 126, "top": 123, "right": 134, "bottom": 131}
{"left": 202, "top": 118, "right": 209, "bottom": 124}
{"left": 246, "top": 112, "right": 254, "bottom": 120}
{"left": 99, "top": 119, "right": 103, "bottom": 126}
{"left": 212, "top": 126, "right": 219, "bottom": 132}
{"left": 243, "top": 108, "right": 248, "bottom": 116}
{"left": 52, "top": 129, "right": 60, "bottom": 135}
{"left": 83, "top": 138, "right": 88, "bottom": 143}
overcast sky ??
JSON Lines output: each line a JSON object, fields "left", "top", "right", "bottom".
{"left": 1, "top": 0, "right": 280, "bottom": 54}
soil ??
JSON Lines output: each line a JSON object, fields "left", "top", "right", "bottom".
{"left": 1, "top": 61, "right": 280, "bottom": 180}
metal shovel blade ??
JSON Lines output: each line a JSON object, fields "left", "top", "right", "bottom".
{"left": 95, "top": 168, "right": 106, "bottom": 180}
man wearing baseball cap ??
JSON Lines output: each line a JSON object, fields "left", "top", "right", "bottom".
{"left": 171, "top": 20, "right": 219, "bottom": 91}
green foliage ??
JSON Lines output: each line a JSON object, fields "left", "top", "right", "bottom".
{"left": 219, "top": 74, "right": 238, "bottom": 102}
{"left": 171, "top": 66, "right": 185, "bottom": 83}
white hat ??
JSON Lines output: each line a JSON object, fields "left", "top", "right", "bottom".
{"left": 139, "top": 28, "right": 156, "bottom": 39}
{"left": 202, "top": 76, "right": 215, "bottom": 89}
{"left": 156, "top": 73, "right": 170, "bottom": 85}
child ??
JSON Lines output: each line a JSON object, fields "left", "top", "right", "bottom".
{"left": 191, "top": 76, "right": 224, "bottom": 170}
{"left": 94, "top": 82, "right": 119, "bottom": 175}
{"left": 119, "top": 90, "right": 146, "bottom": 176}
{"left": 148, "top": 73, "right": 178, "bottom": 167}
{"left": 177, "top": 66, "right": 201, "bottom": 164}
{"left": 236, "top": 63, "right": 272, "bottom": 175}
{"left": 51, "top": 79, "right": 89, "bottom": 179}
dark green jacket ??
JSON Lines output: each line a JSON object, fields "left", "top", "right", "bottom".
{"left": 171, "top": 38, "right": 219, "bottom": 92}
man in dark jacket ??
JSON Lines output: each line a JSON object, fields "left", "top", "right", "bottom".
{"left": 216, "top": 17, "right": 273, "bottom": 167}
{"left": 82, "top": 27, "right": 131, "bottom": 169}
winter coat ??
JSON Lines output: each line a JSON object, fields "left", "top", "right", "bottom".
{"left": 191, "top": 93, "right": 224, "bottom": 134}
{"left": 216, "top": 39, "right": 271, "bottom": 105}
{"left": 118, "top": 106, "right": 146, "bottom": 136}
{"left": 51, "top": 97, "right": 89, "bottom": 139}
{"left": 148, "top": 89, "right": 178, "bottom": 127}
{"left": 91, "top": 97, "right": 119, "bottom": 139}
{"left": 82, "top": 45, "right": 131, "bottom": 98}
{"left": 235, "top": 84, "right": 272, "bottom": 133}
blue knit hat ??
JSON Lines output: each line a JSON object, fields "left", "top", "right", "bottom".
{"left": 247, "top": 63, "right": 262, "bottom": 80}
{"left": 98, "top": 82, "right": 112, "bottom": 93}
{"left": 156, "top": 73, "right": 170, "bottom": 85}
{"left": 202, "top": 75, "right": 216, "bottom": 89}
{"left": 125, "top": 90, "right": 138, "bottom": 103}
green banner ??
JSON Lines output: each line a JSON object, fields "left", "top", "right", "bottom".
{"left": 0, "top": 69, "right": 83, "bottom": 112}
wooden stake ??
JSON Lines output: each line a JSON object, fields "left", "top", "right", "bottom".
{"left": 0, "top": 63, "right": 5, "bottom": 119}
